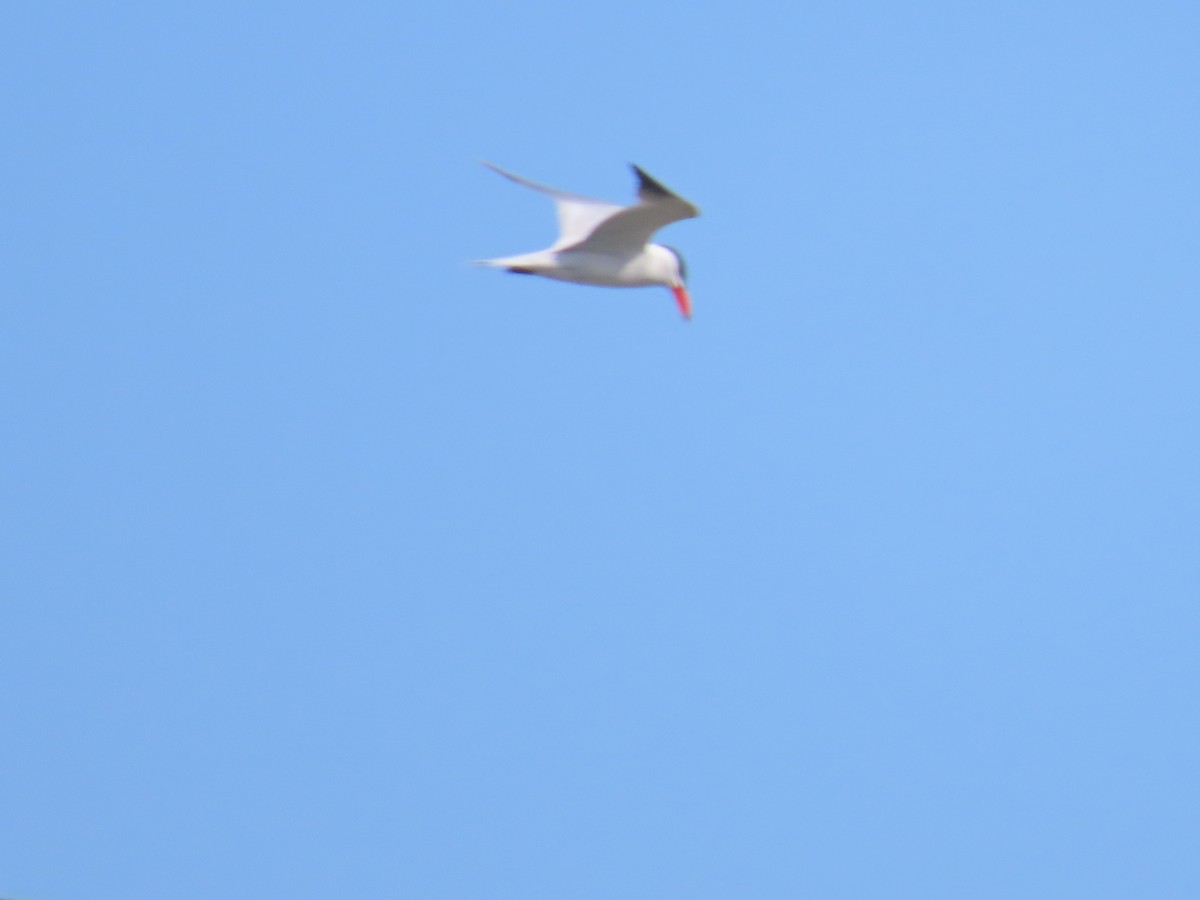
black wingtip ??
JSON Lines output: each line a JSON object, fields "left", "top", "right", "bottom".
{"left": 630, "top": 164, "right": 673, "bottom": 200}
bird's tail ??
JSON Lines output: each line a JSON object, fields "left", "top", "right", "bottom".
{"left": 471, "top": 250, "right": 553, "bottom": 273}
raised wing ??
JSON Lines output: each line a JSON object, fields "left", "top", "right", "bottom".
{"left": 569, "top": 165, "right": 700, "bottom": 255}
{"left": 482, "top": 161, "right": 626, "bottom": 250}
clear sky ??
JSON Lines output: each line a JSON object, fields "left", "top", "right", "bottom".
{"left": 3, "top": 2, "right": 1198, "bottom": 898}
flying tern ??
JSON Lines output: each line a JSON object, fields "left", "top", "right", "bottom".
{"left": 475, "top": 162, "right": 700, "bottom": 320}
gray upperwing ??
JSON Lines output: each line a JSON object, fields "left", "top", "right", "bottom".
{"left": 632, "top": 165, "right": 673, "bottom": 202}
{"left": 565, "top": 166, "right": 698, "bottom": 255}
{"left": 569, "top": 199, "right": 697, "bottom": 256}
{"left": 483, "top": 160, "right": 607, "bottom": 205}
{"left": 483, "top": 160, "right": 628, "bottom": 250}
{"left": 631, "top": 165, "right": 700, "bottom": 215}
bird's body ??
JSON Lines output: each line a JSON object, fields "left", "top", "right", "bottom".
{"left": 475, "top": 162, "right": 700, "bottom": 319}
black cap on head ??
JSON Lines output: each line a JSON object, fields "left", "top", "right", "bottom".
{"left": 662, "top": 245, "right": 688, "bottom": 284}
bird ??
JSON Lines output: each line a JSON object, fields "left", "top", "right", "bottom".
{"left": 475, "top": 162, "right": 700, "bottom": 320}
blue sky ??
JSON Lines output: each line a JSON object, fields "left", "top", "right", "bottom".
{"left": 3, "top": 1, "right": 1198, "bottom": 898}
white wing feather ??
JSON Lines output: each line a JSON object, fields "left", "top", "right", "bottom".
{"left": 481, "top": 161, "right": 626, "bottom": 250}
{"left": 482, "top": 162, "right": 699, "bottom": 255}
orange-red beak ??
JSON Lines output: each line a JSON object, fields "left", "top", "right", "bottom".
{"left": 671, "top": 284, "right": 692, "bottom": 321}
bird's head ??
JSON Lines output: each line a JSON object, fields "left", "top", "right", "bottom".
{"left": 661, "top": 244, "right": 691, "bottom": 320}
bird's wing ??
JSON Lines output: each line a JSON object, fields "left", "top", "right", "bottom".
{"left": 566, "top": 165, "right": 700, "bottom": 255}
{"left": 482, "top": 161, "right": 627, "bottom": 250}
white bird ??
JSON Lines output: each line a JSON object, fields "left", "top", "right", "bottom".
{"left": 475, "top": 162, "right": 700, "bottom": 320}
